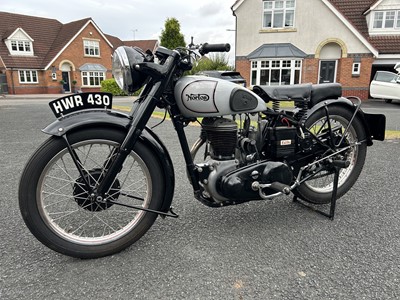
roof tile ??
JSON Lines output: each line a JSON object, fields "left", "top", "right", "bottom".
{"left": 0, "top": 11, "right": 159, "bottom": 70}
{"left": 327, "top": 0, "right": 400, "bottom": 54}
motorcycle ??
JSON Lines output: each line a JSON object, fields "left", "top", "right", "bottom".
{"left": 19, "top": 42, "right": 386, "bottom": 258}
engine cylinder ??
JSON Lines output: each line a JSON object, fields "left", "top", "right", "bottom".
{"left": 202, "top": 118, "right": 237, "bottom": 160}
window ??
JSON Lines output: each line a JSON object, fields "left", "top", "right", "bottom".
{"left": 352, "top": 63, "right": 361, "bottom": 76}
{"left": 251, "top": 59, "right": 302, "bottom": 86}
{"left": 373, "top": 11, "right": 384, "bottom": 28}
{"left": 19, "top": 70, "right": 38, "bottom": 83}
{"left": 82, "top": 71, "right": 105, "bottom": 86}
{"left": 84, "top": 40, "right": 100, "bottom": 56}
{"left": 397, "top": 11, "right": 400, "bottom": 28}
{"left": 263, "top": 0, "right": 295, "bottom": 29}
{"left": 10, "top": 40, "right": 33, "bottom": 54}
{"left": 374, "top": 71, "right": 398, "bottom": 83}
{"left": 372, "top": 10, "right": 400, "bottom": 29}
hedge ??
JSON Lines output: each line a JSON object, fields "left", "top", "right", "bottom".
{"left": 100, "top": 79, "right": 128, "bottom": 96}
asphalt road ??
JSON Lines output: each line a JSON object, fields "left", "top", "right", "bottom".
{"left": 0, "top": 98, "right": 399, "bottom": 299}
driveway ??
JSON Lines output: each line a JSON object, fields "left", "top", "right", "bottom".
{"left": 0, "top": 98, "right": 399, "bottom": 299}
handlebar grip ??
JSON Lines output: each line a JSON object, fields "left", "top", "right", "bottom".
{"left": 199, "top": 43, "right": 231, "bottom": 55}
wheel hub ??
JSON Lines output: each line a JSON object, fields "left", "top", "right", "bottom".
{"left": 73, "top": 168, "right": 120, "bottom": 212}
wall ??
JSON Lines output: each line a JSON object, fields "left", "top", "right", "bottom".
{"left": 234, "top": 0, "right": 370, "bottom": 57}
{"left": 49, "top": 22, "right": 113, "bottom": 93}
{"left": 236, "top": 56, "right": 373, "bottom": 100}
{"left": 234, "top": 0, "right": 375, "bottom": 100}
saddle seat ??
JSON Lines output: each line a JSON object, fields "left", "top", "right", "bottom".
{"left": 252, "top": 83, "right": 342, "bottom": 108}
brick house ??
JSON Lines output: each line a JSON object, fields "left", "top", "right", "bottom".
{"left": 232, "top": 0, "right": 400, "bottom": 100}
{"left": 0, "top": 12, "right": 158, "bottom": 95}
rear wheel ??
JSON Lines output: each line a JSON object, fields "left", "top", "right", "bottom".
{"left": 19, "top": 128, "right": 164, "bottom": 258}
{"left": 295, "top": 106, "right": 367, "bottom": 204}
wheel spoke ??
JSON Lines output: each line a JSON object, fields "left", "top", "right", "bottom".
{"left": 38, "top": 138, "right": 151, "bottom": 245}
{"left": 303, "top": 114, "right": 358, "bottom": 193}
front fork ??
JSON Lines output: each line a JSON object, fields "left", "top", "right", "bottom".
{"left": 64, "top": 82, "right": 162, "bottom": 199}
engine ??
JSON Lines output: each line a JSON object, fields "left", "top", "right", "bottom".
{"left": 194, "top": 116, "right": 317, "bottom": 204}
{"left": 201, "top": 117, "right": 237, "bottom": 160}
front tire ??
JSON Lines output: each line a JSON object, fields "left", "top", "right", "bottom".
{"left": 294, "top": 106, "right": 367, "bottom": 204}
{"left": 19, "top": 127, "right": 165, "bottom": 258}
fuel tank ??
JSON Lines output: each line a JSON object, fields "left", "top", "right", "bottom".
{"left": 174, "top": 76, "right": 266, "bottom": 118}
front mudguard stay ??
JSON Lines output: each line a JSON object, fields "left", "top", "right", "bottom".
{"left": 42, "top": 109, "right": 175, "bottom": 213}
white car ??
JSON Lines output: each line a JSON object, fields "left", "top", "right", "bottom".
{"left": 370, "top": 70, "right": 400, "bottom": 103}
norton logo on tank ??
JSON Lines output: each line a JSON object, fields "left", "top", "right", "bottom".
{"left": 181, "top": 80, "right": 218, "bottom": 113}
{"left": 186, "top": 94, "right": 210, "bottom": 101}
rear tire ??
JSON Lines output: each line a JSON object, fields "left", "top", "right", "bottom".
{"left": 294, "top": 106, "right": 367, "bottom": 204}
{"left": 19, "top": 127, "right": 165, "bottom": 258}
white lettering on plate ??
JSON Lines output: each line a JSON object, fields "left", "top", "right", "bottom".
{"left": 87, "top": 94, "right": 110, "bottom": 106}
{"left": 52, "top": 95, "right": 84, "bottom": 114}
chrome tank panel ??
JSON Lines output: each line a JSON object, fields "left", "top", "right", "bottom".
{"left": 174, "top": 76, "right": 266, "bottom": 118}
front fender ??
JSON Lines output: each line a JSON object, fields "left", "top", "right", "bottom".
{"left": 42, "top": 109, "right": 132, "bottom": 136}
{"left": 42, "top": 109, "right": 175, "bottom": 213}
{"left": 303, "top": 97, "right": 385, "bottom": 146}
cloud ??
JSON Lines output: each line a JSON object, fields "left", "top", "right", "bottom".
{"left": 0, "top": 0, "right": 236, "bottom": 48}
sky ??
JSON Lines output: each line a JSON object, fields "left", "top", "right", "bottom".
{"left": 1, "top": 0, "right": 237, "bottom": 61}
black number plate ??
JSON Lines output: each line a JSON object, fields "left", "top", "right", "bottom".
{"left": 49, "top": 92, "right": 113, "bottom": 118}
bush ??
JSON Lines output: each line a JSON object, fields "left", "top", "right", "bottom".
{"left": 188, "top": 53, "right": 234, "bottom": 75}
{"left": 100, "top": 79, "right": 128, "bottom": 96}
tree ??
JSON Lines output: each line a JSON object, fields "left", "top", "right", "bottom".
{"left": 160, "top": 18, "right": 186, "bottom": 49}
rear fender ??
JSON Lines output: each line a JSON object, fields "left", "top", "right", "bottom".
{"left": 42, "top": 109, "right": 175, "bottom": 213}
{"left": 302, "top": 97, "right": 386, "bottom": 145}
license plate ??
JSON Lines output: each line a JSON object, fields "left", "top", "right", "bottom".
{"left": 49, "top": 92, "right": 113, "bottom": 118}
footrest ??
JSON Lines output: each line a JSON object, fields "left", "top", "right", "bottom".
{"left": 269, "top": 182, "right": 291, "bottom": 195}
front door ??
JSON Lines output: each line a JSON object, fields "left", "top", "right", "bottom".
{"left": 0, "top": 73, "right": 8, "bottom": 94}
{"left": 319, "top": 60, "right": 336, "bottom": 83}
{"left": 62, "top": 72, "right": 70, "bottom": 92}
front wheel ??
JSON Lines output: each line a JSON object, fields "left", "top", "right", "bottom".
{"left": 294, "top": 106, "right": 367, "bottom": 204}
{"left": 19, "top": 128, "right": 165, "bottom": 258}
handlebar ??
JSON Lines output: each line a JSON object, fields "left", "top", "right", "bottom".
{"left": 199, "top": 43, "right": 231, "bottom": 55}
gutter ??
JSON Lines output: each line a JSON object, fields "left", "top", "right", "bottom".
{"left": 10, "top": 68, "right": 15, "bottom": 95}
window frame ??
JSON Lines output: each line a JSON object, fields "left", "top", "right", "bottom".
{"left": 18, "top": 70, "right": 38, "bottom": 84}
{"left": 372, "top": 10, "right": 400, "bottom": 30}
{"left": 83, "top": 39, "right": 101, "bottom": 57}
{"left": 81, "top": 71, "right": 105, "bottom": 87}
{"left": 352, "top": 62, "right": 361, "bottom": 76}
{"left": 262, "top": 0, "right": 296, "bottom": 29}
{"left": 9, "top": 40, "right": 33, "bottom": 55}
{"left": 250, "top": 59, "right": 302, "bottom": 86}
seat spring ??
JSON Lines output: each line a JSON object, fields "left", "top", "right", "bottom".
{"left": 272, "top": 101, "right": 280, "bottom": 112}
{"left": 295, "top": 101, "right": 308, "bottom": 120}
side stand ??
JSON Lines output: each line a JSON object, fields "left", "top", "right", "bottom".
{"left": 293, "top": 161, "right": 348, "bottom": 220}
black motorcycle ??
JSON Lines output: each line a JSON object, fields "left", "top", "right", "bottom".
{"left": 19, "top": 43, "right": 385, "bottom": 258}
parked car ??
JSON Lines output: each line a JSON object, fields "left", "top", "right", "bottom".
{"left": 196, "top": 71, "right": 246, "bottom": 87}
{"left": 395, "top": 62, "right": 400, "bottom": 73}
{"left": 370, "top": 71, "right": 400, "bottom": 103}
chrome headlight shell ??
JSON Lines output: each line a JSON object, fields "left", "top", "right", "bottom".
{"left": 112, "top": 46, "right": 146, "bottom": 93}
{"left": 112, "top": 47, "right": 132, "bottom": 91}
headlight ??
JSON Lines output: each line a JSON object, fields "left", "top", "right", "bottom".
{"left": 112, "top": 46, "right": 147, "bottom": 93}
{"left": 112, "top": 47, "right": 132, "bottom": 91}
